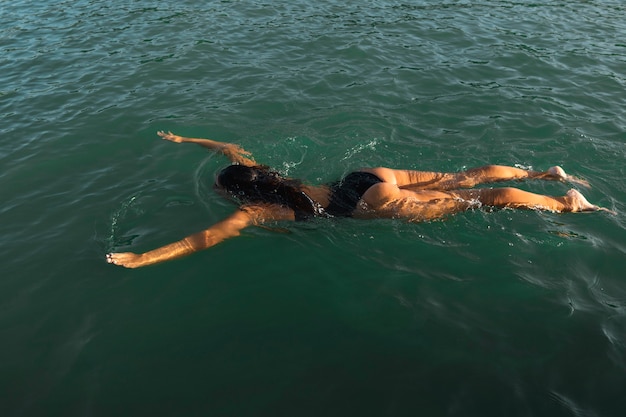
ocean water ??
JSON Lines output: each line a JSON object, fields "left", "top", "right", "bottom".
{"left": 1, "top": 1, "right": 626, "bottom": 416}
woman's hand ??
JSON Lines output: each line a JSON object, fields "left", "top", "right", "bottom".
{"left": 157, "top": 130, "right": 184, "bottom": 143}
{"left": 106, "top": 252, "right": 146, "bottom": 268}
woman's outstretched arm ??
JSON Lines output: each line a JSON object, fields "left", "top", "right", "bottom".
{"left": 157, "top": 131, "right": 257, "bottom": 166}
{"left": 106, "top": 205, "right": 295, "bottom": 268}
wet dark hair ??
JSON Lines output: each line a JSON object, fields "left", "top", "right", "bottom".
{"left": 216, "top": 165, "right": 323, "bottom": 220}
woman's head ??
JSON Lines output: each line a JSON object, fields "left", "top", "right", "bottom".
{"left": 216, "top": 165, "right": 281, "bottom": 201}
{"left": 215, "top": 164, "right": 321, "bottom": 219}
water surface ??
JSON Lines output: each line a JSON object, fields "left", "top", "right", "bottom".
{"left": 1, "top": 1, "right": 625, "bottom": 416}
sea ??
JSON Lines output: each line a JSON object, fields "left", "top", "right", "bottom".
{"left": 1, "top": 1, "right": 625, "bottom": 416}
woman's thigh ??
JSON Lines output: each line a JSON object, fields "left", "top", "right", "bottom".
{"left": 356, "top": 183, "right": 472, "bottom": 221}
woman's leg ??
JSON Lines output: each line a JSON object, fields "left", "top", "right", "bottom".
{"left": 364, "top": 165, "right": 588, "bottom": 190}
{"left": 449, "top": 166, "right": 590, "bottom": 189}
{"left": 357, "top": 183, "right": 610, "bottom": 223}
{"left": 453, "top": 187, "right": 603, "bottom": 212}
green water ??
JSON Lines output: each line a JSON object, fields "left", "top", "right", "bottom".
{"left": 2, "top": 1, "right": 625, "bottom": 416}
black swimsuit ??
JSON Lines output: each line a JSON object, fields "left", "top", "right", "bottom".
{"left": 324, "top": 172, "right": 383, "bottom": 217}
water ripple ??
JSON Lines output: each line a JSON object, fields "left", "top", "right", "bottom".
{"left": 2, "top": 1, "right": 626, "bottom": 415}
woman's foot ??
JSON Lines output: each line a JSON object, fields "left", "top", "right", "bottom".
{"left": 547, "top": 166, "right": 590, "bottom": 188}
{"left": 565, "top": 189, "right": 615, "bottom": 213}
{"left": 548, "top": 166, "right": 566, "bottom": 179}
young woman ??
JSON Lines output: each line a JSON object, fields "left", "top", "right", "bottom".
{"left": 106, "top": 131, "right": 610, "bottom": 268}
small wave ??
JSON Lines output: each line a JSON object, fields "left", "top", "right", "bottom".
{"left": 550, "top": 391, "right": 598, "bottom": 417}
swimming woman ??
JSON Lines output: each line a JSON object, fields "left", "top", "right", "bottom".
{"left": 106, "top": 131, "right": 610, "bottom": 268}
